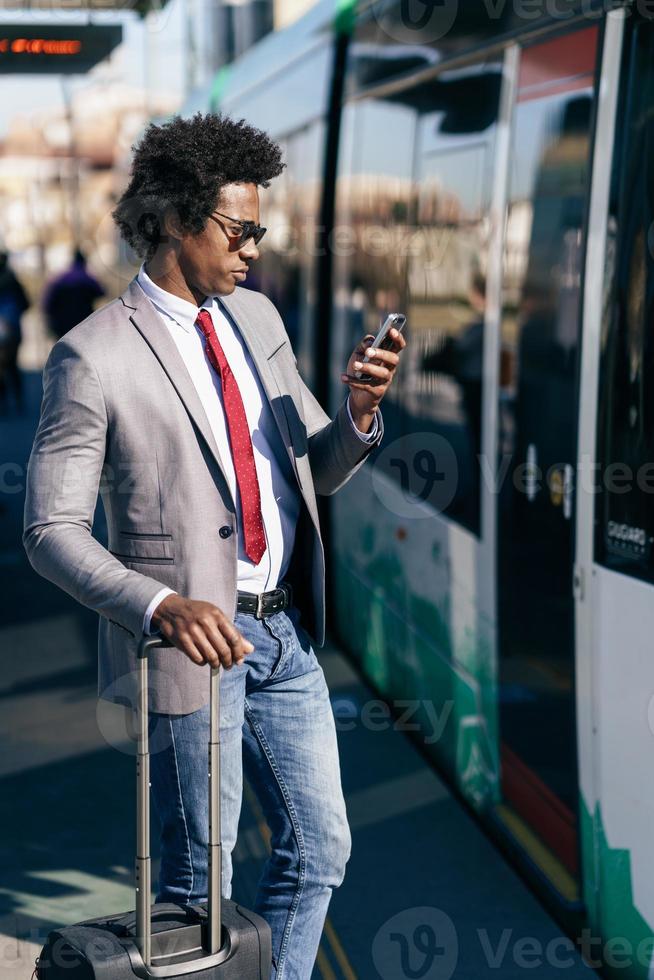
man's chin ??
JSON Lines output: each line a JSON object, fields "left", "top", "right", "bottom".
{"left": 212, "top": 278, "right": 237, "bottom": 297}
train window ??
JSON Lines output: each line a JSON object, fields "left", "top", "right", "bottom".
{"left": 333, "top": 59, "right": 501, "bottom": 533}
{"left": 595, "top": 21, "right": 654, "bottom": 580}
{"left": 348, "top": 2, "right": 603, "bottom": 96}
{"left": 498, "top": 27, "right": 598, "bottom": 542}
{"left": 331, "top": 97, "right": 415, "bottom": 448}
{"left": 405, "top": 60, "right": 501, "bottom": 533}
{"left": 254, "top": 122, "right": 325, "bottom": 391}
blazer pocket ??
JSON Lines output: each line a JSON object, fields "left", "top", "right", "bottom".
{"left": 110, "top": 532, "right": 175, "bottom": 563}
{"left": 267, "top": 339, "right": 288, "bottom": 360}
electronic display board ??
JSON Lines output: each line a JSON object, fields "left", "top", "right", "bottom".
{"left": 0, "top": 23, "right": 122, "bottom": 73}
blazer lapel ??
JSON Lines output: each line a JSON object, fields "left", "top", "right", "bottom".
{"left": 121, "top": 277, "right": 233, "bottom": 494}
{"left": 217, "top": 289, "right": 302, "bottom": 484}
{"left": 121, "top": 277, "right": 302, "bottom": 494}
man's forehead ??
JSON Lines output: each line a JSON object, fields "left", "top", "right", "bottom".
{"left": 217, "top": 182, "right": 259, "bottom": 217}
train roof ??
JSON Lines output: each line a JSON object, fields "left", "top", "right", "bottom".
{"left": 181, "top": 0, "right": 342, "bottom": 123}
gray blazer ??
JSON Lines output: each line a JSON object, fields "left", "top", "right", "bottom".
{"left": 23, "top": 278, "right": 384, "bottom": 714}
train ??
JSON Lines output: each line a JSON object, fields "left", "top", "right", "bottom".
{"left": 183, "top": 2, "right": 654, "bottom": 975}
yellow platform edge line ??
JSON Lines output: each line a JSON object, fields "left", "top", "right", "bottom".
{"left": 323, "top": 918, "right": 358, "bottom": 980}
{"left": 494, "top": 803, "right": 579, "bottom": 903}
{"left": 316, "top": 945, "right": 338, "bottom": 980}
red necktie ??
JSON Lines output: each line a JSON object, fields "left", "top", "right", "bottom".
{"left": 195, "top": 308, "right": 266, "bottom": 564}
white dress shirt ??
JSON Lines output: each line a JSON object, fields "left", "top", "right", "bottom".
{"left": 136, "top": 263, "right": 378, "bottom": 634}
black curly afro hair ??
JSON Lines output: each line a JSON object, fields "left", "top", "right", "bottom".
{"left": 112, "top": 111, "right": 286, "bottom": 259}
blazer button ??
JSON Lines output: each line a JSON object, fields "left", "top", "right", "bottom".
{"left": 219, "top": 525, "right": 233, "bottom": 539}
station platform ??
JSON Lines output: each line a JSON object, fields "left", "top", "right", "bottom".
{"left": 0, "top": 374, "right": 597, "bottom": 979}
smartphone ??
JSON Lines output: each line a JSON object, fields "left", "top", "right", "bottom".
{"left": 354, "top": 313, "right": 406, "bottom": 381}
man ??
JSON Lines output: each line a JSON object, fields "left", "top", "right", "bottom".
{"left": 42, "top": 247, "right": 105, "bottom": 339}
{"left": 23, "top": 112, "right": 405, "bottom": 980}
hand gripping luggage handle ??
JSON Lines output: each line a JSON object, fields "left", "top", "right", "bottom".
{"left": 136, "top": 635, "right": 222, "bottom": 967}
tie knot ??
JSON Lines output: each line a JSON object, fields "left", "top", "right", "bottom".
{"left": 195, "top": 309, "right": 214, "bottom": 337}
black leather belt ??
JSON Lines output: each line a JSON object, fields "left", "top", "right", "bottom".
{"left": 237, "top": 581, "right": 293, "bottom": 619}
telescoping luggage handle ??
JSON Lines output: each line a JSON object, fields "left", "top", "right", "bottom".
{"left": 136, "top": 635, "right": 222, "bottom": 967}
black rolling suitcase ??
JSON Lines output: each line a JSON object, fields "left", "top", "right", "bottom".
{"left": 34, "top": 634, "right": 272, "bottom": 979}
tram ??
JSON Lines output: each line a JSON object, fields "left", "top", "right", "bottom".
{"left": 186, "top": 2, "right": 654, "bottom": 974}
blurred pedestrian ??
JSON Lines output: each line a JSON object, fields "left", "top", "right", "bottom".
{"left": 0, "top": 250, "right": 29, "bottom": 414}
{"left": 42, "top": 248, "right": 105, "bottom": 340}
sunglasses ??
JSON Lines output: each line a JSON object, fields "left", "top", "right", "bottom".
{"left": 210, "top": 210, "right": 267, "bottom": 248}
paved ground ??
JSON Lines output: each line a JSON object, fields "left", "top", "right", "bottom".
{"left": 0, "top": 368, "right": 598, "bottom": 979}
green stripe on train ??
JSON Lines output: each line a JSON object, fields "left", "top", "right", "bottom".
{"left": 580, "top": 798, "right": 654, "bottom": 980}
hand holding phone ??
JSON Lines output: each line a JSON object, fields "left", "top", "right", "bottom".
{"left": 354, "top": 313, "right": 406, "bottom": 381}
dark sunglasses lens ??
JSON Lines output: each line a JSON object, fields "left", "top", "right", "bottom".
{"left": 235, "top": 225, "right": 253, "bottom": 246}
{"left": 237, "top": 224, "right": 265, "bottom": 247}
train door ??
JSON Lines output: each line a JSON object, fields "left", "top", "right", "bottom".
{"left": 580, "top": 12, "right": 654, "bottom": 950}
{"left": 496, "top": 25, "right": 600, "bottom": 894}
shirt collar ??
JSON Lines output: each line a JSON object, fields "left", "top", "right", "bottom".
{"left": 136, "top": 261, "right": 213, "bottom": 334}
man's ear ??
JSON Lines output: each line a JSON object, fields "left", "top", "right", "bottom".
{"left": 162, "top": 205, "right": 185, "bottom": 242}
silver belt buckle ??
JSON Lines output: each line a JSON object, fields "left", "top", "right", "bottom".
{"left": 255, "top": 592, "right": 266, "bottom": 619}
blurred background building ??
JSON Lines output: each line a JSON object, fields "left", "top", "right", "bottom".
{"left": 0, "top": 0, "right": 311, "bottom": 370}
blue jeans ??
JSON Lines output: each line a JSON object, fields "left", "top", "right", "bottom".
{"left": 147, "top": 603, "right": 352, "bottom": 980}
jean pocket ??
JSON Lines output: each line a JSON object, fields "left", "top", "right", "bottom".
{"left": 285, "top": 604, "right": 312, "bottom": 656}
{"left": 262, "top": 613, "right": 292, "bottom": 680}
